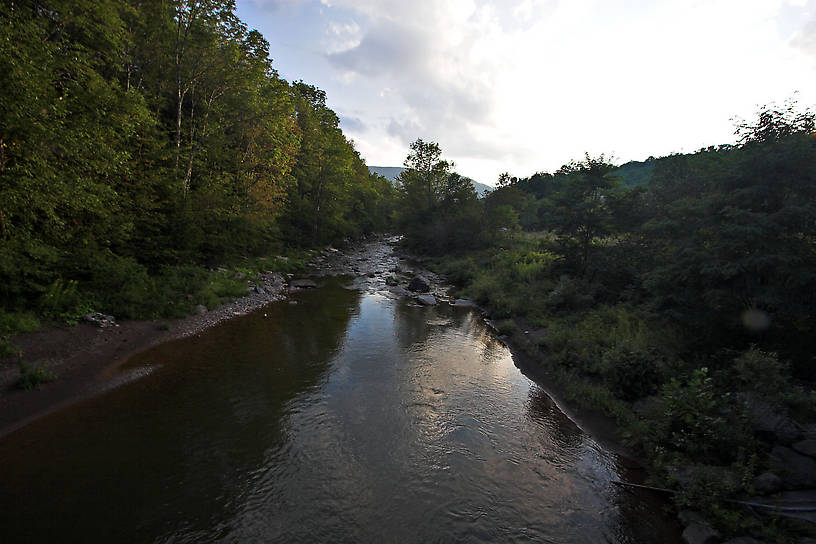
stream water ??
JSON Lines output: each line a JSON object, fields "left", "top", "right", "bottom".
{"left": 0, "top": 249, "right": 682, "bottom": 543}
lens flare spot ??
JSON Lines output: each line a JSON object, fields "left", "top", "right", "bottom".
{"left": 741, "top": 308, "right": 770, "bottom": 332}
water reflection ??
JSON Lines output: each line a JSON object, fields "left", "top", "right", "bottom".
{"left": 0, "top": 280, "right": 681, "bottom": 543}
{"left": 0, "top": 281, "right": 361, "bottom": 543}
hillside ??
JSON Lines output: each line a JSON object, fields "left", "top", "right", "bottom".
{"left": 369, "top": 166, "right": 493, "bottom": 197}
{"left": 613, "top": 159, "right": 656, "bottom": 187}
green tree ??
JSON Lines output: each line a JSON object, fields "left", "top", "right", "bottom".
{"left": 547, "top": 154, "right": 620, "bottom": 274}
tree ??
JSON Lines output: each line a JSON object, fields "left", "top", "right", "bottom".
{"left": 547, "top": 154, "right": 620, "bottom": 274}
{"left": 398, "top": 138, "right": 452, "bottom": 211}
{"left": 395, "top": 139, "right": 482, "bottom": 252}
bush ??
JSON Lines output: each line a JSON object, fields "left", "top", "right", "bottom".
{"left": 602, "top": 344, "right": 667, "bottom": 401}
{"left": 38, "top": 279, "right": 92, "bottom": 323}
{"left": 17, "top": 359, "right": 55, "bottom": 390}
{"left": 731, "top": 346, "right": 791, "bottom": 407}
{"left": 628, "top": 368, "right": 752, "bottom": 465}
{"left": 0, "top": 311, "right": 40, "bottom": 360}
{"left": 545, "top": 305, "right": 667, "bottom": 376}
{"left": 545, "top": 275, "right": 593, "bottom": 311}
{"left": 0, "top": 311, "right": 40, "bottom": 335}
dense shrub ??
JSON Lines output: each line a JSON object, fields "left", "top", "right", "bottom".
{"left": 628, "top": 369, "right": 752, "bottom": 465}
{"left": 602, "top": 344, "right": 667, "bottom": 401}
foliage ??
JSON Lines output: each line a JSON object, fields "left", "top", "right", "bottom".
{"left": 0, "top": 310, "right": 39, "bottom": 359}
{"left": 17, "top": 358, "right": 55, "bottom": 390}
{"left": 626, "top": 368, "right": 752, "bottom": 465}
{"left": 601, "top": 344, "right": 667, "bottom": 401}
{"left": 0, "top": 0, "right": 394, "bottom": 324}
{"left": 396, "top": 139, "right": 482, "bottom": 253}
{"left": 39, "top": 280, "right": 93, "bottom": 323}
{"left": 417, "top": 107, "right": 815, "bottom": 529}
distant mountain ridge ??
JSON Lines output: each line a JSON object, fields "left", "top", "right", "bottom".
{"left": 613, "top": 159, "right": 656, "bottom": 187}
{"left": 368, "top": 166, "right": 493, "bottom": 197}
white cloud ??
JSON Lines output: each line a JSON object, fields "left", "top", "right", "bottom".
{"left": 324, "top": 20, "right": 362, "bottom": 54}
{"left": 243, "top": 0, "right": 816, "bottom": 184}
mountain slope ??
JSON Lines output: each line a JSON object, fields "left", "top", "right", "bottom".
{"left": 368, "top": 166, "right": 492, "bottom": 197}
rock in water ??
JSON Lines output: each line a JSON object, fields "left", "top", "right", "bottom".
{"left": 408, "top": 275, "right": 431, "bottom": 292}
{"left": 417, "top": 294, "right": 436, "bottom": 306}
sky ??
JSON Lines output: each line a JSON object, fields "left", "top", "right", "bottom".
{"left": 235, "top": 0, "right": 816, "bottom": 186}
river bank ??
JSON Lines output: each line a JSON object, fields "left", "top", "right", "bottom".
{"left": 0, "top": 234, "right": 629, "bottom": 468}
{"left": 0, "top": 235, "right": 399, "bottom": 438}
{"left": 1, "top": 236, "right": 629, "bottom": 457}
{"left": 0, "top": 246, "right": 687, "bottom": 543}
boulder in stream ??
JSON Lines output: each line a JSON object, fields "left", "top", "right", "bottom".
{"left": 408, "top": 275, "right": 431, "bottom": 292}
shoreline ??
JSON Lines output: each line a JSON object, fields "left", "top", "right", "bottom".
{"left": 0, "top": 235, "right": 636, "bottom": 467}
{"left": 0, "top": 236, "right": 373, "bottom": 439}
{"left": 0, "top": 271, "right": 292, "bottom": 440}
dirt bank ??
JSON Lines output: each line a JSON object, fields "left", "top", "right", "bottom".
{"left": 0, "top": 235, "right": 398, "bottom": 439}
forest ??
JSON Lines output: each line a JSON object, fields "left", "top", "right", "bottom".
{"left": 3, "top": 1, "right": 816, "bottom": 539}
{"left": 394, "top": 104, "right": 816, "bottom": 538}
{"left": 0, "top": 0, "right": 395, "bottom": 327}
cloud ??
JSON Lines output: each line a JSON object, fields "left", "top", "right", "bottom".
{"left": 386, "top": 118, "right": 423, "bottom": 144}
{"left": 328, "top": 20, "right": 428, "bottom": 76}
{"left": 275, "top": 0, "right": 816, "bottom": 182}
{"left": 244, "top": 0, "right": 307, "bottom": 10}
{"left": 339, "top": 115, "right": 366, "bottom": 132}
{"left": 792, "top": 15, "right": 816, "bottom": 60}
{"left": 324, "top": 20, "right": 362, "bottom": 54}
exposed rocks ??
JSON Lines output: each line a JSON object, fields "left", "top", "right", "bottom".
{"left": 682, "top": 522, "right": 720, "bottom": 544}
{"left": 417, "top": 294, "right": 437, "bottom": 306}
{"left": 768, "top": 445, "right": 816, "bottom": 488}
{"left": 743, "top": 394, "right": 799, "bottom": 444}
{"left": 249, "top": 284, "right": 266, "bottom": 295}
{"left": 266, "top": 272, "right": 285, "bottom": 289}
{"left": 753, "top": 471, "right": 783, "bottom": 495}
{"left": 802, "top": 424, "right": 816, "bottom": 441}
{"left": 792, "top": 439, "right": 816, "bottom": 458}
{"left": 677, "top": 510, "right": 705, "bottom": 526}
{"left": 83, "top": 312, "right": 117, "bottom": 328}
{"left": 194, "top": 304, "right": 208, "bottom": 315}
{"left": 452, "top": 298, "right": 476, "bottom": 307}
{"left": 408, "top": 275, "right": 431, "bottom": 293}
{"left": 390, "top": 286, "right": 410, "bottom": 297}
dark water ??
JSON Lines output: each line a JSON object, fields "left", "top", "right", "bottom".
{"left": 0, "top": 276, "right": 681, "bottom": 543}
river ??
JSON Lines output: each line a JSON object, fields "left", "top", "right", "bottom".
{"left": 0, "top": 244, "right": 681, "bottom": 543}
